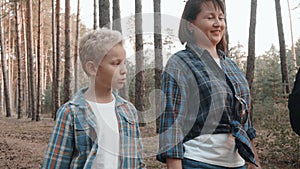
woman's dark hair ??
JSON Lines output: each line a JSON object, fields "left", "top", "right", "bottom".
{"left": 178, "top": 0, "right": 227, "bottom": 52}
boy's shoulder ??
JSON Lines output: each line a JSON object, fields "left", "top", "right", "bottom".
{"left": 114, "top": 93, "right": 136, "bottom": 110}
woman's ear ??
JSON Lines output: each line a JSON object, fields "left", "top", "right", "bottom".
{"left": 85, "top": 61, "right": 98, "bottom": 76}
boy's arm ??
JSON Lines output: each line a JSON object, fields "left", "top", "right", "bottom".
{"left": 135, "top": 120, "right": 146, "bottom": 168}
{"left": 41, "top": 105, "right": 75, "bottom": 169}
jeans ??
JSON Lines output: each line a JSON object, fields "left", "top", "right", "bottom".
{"left": 182, "top": 158, "right": 246, "bottom": 169}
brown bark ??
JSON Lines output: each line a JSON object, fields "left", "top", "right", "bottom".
{"left": 0, "top": 4, "right": 12, "bottom": 118}
{"left": 15, "top": 0, "right": 23, "bottom": 119}
{"left": 275, "top": 0, "right": 290, "bottom": 95}
{"left": 154, "top": 0, "right": 162, "bottom": 133}
{"left": 99, "top": 0, "right": 110, "bottom": 28}
{"left": 64, "top": 0, "right": 72, "bottom": 103}
{"left": 135, "top": 0, "right": 145, "bottom": 126}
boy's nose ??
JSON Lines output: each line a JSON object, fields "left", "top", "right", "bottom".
{"left": 120, "top": 64, "right": 127, "bottom": 75}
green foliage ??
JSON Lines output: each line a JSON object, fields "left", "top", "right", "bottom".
{"left": 42, "top": 86, "right": 53, "bottom": 114}
{"left": 253, "top": 45, "right": 284, "bottom": 102}
{"left": 229, "top": 42, "right": 247, "bottom": 73}
{"left": 253, "top": 99, "right": 300, "bottom": 168}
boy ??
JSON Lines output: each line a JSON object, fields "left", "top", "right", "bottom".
{"left": 42, "top": 28, "right": 145, "bottom": 168}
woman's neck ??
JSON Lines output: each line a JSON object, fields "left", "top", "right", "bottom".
{"left": 197, "top": 43, "right": 218, "bottom": 59}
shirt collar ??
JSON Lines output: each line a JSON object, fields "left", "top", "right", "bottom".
{"left": 69, "top": 87, "right": 126, "bottom": 108}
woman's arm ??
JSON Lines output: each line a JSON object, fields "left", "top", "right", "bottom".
{"left": 247, "top": 139, "right": 261, "bottom": 169}
{"left": 166, "top": 158, "right": 182, "bottom": 169}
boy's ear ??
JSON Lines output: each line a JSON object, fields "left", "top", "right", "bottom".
{"left": 85, "top": 61, "right": 98, "bottom": 76}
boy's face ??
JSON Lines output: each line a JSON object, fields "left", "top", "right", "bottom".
{"left": 95, "top": 43, "right": 127, "bottom": 90}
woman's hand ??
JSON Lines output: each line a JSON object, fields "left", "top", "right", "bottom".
{"left": 166, "top": 158, "right": 182, "bottom": 169}
{"left": 248, "top": 139, "right": 262, "bottom": 169}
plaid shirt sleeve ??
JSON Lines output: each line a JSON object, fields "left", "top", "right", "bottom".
{"left": 223, "top": 57, "right": 256, "bottom": 140}
{"left": 41, "top": 105, "right": 75, "bottom": 169}
{"left": 157, "top": 55, "right": 188, "bottom": 163}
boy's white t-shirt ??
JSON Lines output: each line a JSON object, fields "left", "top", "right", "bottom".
{"left": 87, "top": 95, "right": 120, "bottom": 169}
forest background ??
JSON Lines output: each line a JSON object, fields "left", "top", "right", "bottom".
{"left": 0, "top": 0, "right": 300, "bottom": 168}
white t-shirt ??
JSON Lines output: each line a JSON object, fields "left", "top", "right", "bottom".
{"left": 183, "top": 134, "right": 245, "bottom": 167}
{"left": 87, "top": 96, "right": 120, "bottom": 169}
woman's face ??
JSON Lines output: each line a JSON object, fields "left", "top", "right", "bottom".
{"left": 190, "top": 1, "right": 225, "bottom": 47}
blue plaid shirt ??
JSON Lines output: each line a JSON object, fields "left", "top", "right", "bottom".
{"left": 157, "top": 44, "right": 256, "bottom": 163}
{"left": 42, "top": 88, "right": 145, "bottom": 169}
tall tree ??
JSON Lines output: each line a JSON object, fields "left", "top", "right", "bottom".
{"left": 54, "top": 0, "right": 61, "bottom": 120}
{"left": 0, "top": 5, "right": 12, "bottom": 118}
{"left": 287, "top": 0, "right": 297, "bottom": 71}
{"left": 112, "top": 0, "right": 121, "bottom": 32}
{"left": 154, "top": 0, "right": 162, "bottom": 132}
{"left": 135, "top": 0, "right": 145, "bottom": 125}
{"left": 113, "top": 0, "right": 128, "bottom": 99}
{"left": 223, "top": 0, "right": 229, "bottom": 53}
{"left": 99, "top": 0, "right": 110, "bottom": 28}
{"left": 36, "top": 0, "right": 43, "bottom": 121}
{"left": 275, "top": 0, "right": 290, "bottom": 95}
{"left": 15, "top": 0, "right": 22, "bottom": 119}
{"left": 51, "top": 0, "right": 56, "bottom": 119}
{"left": 26, "top": 0, "right": 36, "bottom": 120}
{"left": 94, "top": 0, "right": 97, "bottom": 29}
{"left": 21, "top": 0, "right": 29, "bottom": 117}
{"left": 74, "top": 0, "right": 81, "bottom": 92}
{"left": 246, "top": 0, "right": 257, "bottom": 94}
{"left": 64, "top": 0, "right": 72, "bottom": 103}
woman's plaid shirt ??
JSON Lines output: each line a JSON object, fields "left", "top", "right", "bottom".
{"left": 157, "top": 44, "right": 256, "bottom": 163}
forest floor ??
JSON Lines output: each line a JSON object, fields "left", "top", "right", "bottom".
{"left": 0, "top": 104, "right": 300, "bottom": 169}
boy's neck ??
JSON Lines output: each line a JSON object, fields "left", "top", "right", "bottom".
{"left": 84, "top": 87, "right": 114, "bottom": 103}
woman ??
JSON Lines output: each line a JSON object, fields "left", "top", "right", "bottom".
{"left": 157, "top": 0, "right": 261, "bottom": 168}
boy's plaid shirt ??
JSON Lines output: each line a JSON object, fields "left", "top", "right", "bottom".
{"left": 41, "top": 88, "right": 145, "bottom": 169}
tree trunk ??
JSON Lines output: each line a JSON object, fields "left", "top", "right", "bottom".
{"left": 113, "top": 0, "right": 128, "bottom": 99}
{"left": 246, "top": 0, "right": 257, "bottom": 93}
{"left": 94, "top": 0, "right": 97, "bottom": 29}
{"left": 223, "top": 0, "right": 229, "bottom": 53}
{"left": 15, "top": 0, "right": 23, "bottom": 119}
{"left": 51, "top": 0, "right": 57, "bottom": 119}
{"left": 0, "top": 5, "right": 12, "bottom": 118}
{"left": 20, "top": 0, "right": 29, "bottom": 118}
{"left": 154, "top": 0, "right": 162, "bottom": 133}
{"left": 74, "top": 0, "right": 81, "bottom": 92}
{"left": 54, "top": 0, "right": 61, "bottom": 120}
{"left": 64, "top": 0, "right": 72, "bottom": 103}
{"left": 275, "top": 0, "right": 290, "bottom": 95}
{"left": 112, "top": 0, "right": 122, "bottom": 32}
{"left": 99, "top": 0, "right": 110, "bottom": 28}
{"left": 135, "top": 0, "right": 145, "bottom": 126}
{"left": 287, "top": 0, "right": 297, "bottom": 72}
{"left": 36, "top": 0, "right": 43, "bottom": 121}
{"left": 26, "top": 0, "right": 36, "bottom": 120}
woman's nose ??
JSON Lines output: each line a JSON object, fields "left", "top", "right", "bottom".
{"left": 213, "top": 19, "right": 221, "bottom": 26}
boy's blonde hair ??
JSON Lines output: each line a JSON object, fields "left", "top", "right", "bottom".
{"left": 79, "top": 28, "right": 123, "bottom": 75}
